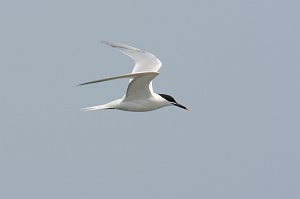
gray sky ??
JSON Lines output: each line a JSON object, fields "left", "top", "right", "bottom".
{"left": 0, "top": 0, "right": 299, "bottom": 198}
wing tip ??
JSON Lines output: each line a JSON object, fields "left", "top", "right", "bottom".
{"left": 77, "top": 83, "right": 85, "bottom": 86}
{"left": 99, "top": 40, "right": 111, "bottom": 46}
{"left": 99, "top": 40, "right": 119, "bottom": 47}
{"left": 99, "top": 40, "right": 143, "bottom": 52}
{"left": 76, "top": 82, "right": 93, "bottom": 86}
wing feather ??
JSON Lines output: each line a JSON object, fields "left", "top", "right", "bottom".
{"left": 79, "top": 42, "right": 162, "bottom": 101}
{"left": 78, "top": 72, "right": 159, "bottom": 86}
{"left": 124, "top": 73, "right": 159, "bottom": 100}
{"left": 100, "top": 41, "right": 162, "bottom": 73}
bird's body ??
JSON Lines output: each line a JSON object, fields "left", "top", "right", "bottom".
{"left": 83, "top": 94, "right": 170, "bottom": 112}
{"left": 79, "top": 41, "right": 188, "bottom": 112}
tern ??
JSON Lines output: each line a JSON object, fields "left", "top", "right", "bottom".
{"left": 78, "top": 41, "right": 189, "bottom": 112}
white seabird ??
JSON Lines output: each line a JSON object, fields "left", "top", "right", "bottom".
{"left": 79, "top": 41, "right": 189, "bottom": 112}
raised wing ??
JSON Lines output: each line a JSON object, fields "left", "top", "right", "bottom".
{"left": 101, "top": 41, "right": 162, "bottom": 73}
{"left": 124, "top": 72, "right": 159, "bottom": 100}
{"left": 77, "top": 72, "right": 159, "bottom": 86}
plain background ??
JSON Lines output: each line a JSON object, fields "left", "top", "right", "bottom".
{"left": 0, "top": 0, "right": 299, "bottom": 198}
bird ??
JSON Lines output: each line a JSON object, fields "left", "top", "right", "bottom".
{"left": 78, "top": 41, "right": 189, "bottom": 112}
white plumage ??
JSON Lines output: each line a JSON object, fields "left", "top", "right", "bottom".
{"left": 79, "top": 41, "right": 188, "bottom": 112}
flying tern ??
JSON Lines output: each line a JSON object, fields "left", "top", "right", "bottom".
{"left": 78, "top": 41, "right": 189, "bottom": 112}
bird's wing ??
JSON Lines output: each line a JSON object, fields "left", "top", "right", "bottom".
{"left": 77, "top": 72, "right": 159, "bottom": 86}
{"left": 101, "top": 41, "right": 162, "bottom": 73}
{"left": 124, "top": 72, "right": 159, "bottom": 100}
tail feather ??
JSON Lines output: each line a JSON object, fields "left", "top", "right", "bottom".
{"left": 81, "top": 105, "right": 113, "bottom": 111}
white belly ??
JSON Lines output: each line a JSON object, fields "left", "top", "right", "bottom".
{"left": 117, "top": 99, "right": 168, "bottom": 112}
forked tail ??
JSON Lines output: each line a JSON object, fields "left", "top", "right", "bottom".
{"left": 81, "top": 99, "right": 120, "bottom": 111}
{"left": 81, "top": 105, "right": 113, "bottom": 111}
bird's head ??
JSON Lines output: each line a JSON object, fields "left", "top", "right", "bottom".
{"left": 158, "top": 93, "right": 189, "bottom": 111}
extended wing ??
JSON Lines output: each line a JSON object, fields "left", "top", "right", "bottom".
{"left": 79, "top": 42, "right": 162, "bottom": 99}
{"left": 124, "top": 72, "right": 159, "bottom": 100}
{"left": 100, "top": 41, "right": 162, "bottom": 73}
{"left": 77, "top": 72, "right": 159, "bottom": 86}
